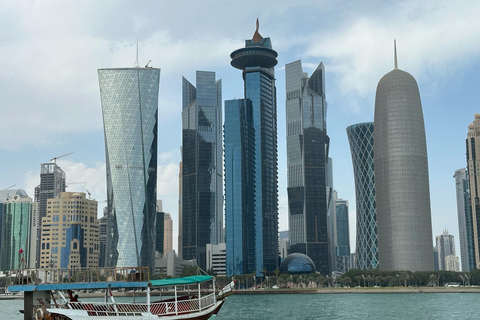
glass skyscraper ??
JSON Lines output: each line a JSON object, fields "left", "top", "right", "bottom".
{"left": 454, "top": 168, "right": 474, "bottom": 271}
{"left": 346, "top": 122, "right": 379, "bottom": 270}
{"left": 285, "top": 60, "right": 330, "bottom": 275}
{"left": 226, "top": 20, "right": 278, "bottom": 276}
{"left": 335, "top": 198, "right": 350, "bottom": 273}
{"left": 181, "top": 71, "right": 223, "bottom": 270}
{"left": 98, "top": 67, "right": 159, "bottom": 270}
{"left": 1, "top": 190, "right": 34, "bottom": 271}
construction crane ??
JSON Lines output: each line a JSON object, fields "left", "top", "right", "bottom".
{"left": 50, "top": 152, "right": 74, "bottom": 163}
{"left": 65, "top": 182, "right": 86, "bottom": 189}
{"left": 3, "top": 184, "right": 16, "bottom": 190}
{"left": 86, "top": 189, "right": 92, "bottom": 200}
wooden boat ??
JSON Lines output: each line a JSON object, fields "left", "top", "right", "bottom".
{"left": 9, "top": 275, "right": 230, "bottom": 320}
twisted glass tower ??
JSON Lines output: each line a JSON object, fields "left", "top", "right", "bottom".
{"left": 181, "top": 71, "right": 223, "bottom": 270}
{"left": 374, "top": 43, "right": 433, "bottom": 271}
{"left": 285, "top": 60, "right": 330, "bottom": 275}
{"left": 346, "top": 122, "right": 379, "bottom": 270}
{"left": 226, "top": 20, "right": 278, "bottom": 275}
{"left": 98, "top": 67, "right": 159, "bottom": 270}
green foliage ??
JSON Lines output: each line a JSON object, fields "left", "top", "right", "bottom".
{"left": 181, "top": 265, "right": 199, "bottom": 277}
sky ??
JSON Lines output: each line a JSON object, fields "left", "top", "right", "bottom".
{"left": 1, "top": 0, "right": 480, "bottom": 263}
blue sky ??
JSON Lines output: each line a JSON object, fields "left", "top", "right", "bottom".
{"left": 1, "top": 0, "right": 479, "bottom": 259}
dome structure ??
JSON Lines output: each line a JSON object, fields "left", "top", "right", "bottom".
{"left": 279, "top": 253, "right": 316, "bottom": 274}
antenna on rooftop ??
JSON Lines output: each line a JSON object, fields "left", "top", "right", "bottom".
{"left": 134, "top": 35, "right": 140, "bottom": 68}
{"left": 394, "top": 39, "right": 398, "bottom": 69}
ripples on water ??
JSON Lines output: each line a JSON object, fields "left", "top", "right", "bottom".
{"left": 3, "top": 293, "right": 479, "bottom": 320}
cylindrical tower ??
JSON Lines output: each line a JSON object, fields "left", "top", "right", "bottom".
{"left": 374, "top": 44, "right": 434, "bottom": 271}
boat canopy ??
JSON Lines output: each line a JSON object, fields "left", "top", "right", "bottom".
{"left": 150, "top": 275, "right": 213, "bottom": 287}
{"left": 8, "top": 281, "right": 149, "bottom": 292}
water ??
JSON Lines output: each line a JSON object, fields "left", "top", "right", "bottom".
{"left": 3, "top": 293, "right": 480, "bottom": 319}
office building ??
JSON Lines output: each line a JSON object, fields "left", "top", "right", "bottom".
{"left": 1, "top": 190, "right": 35, "bottom": 271}
{"left": 454, "top": 168, "right": 475, "bottom": 272}
{"left": 466, "top": 114, "right": 480, "bottom": 268}
{"left": 181, "top": 71, "right": 223, "bottom": 270}
{"left": 98, "top": 208, "right": 108, "bottom": 268}
{"left": 445, "top": 254, "right": 460, "bottom": 272}
{"left": 155, "top": 250, "right": 196, "bottom": 278}
{"left": 346, "top": 122, "right": 379, "bottom": 270}
{"left": 374, "top": 42, "right": 434, "bottom": 271}
{"left": 226, "top": 20, "right": 278, "bottom": 276}
{"left": 206, "top": 243, "right": 226, "bottom": 276}
{"left": 326, "top": 158, "right": 336, "bottom": 273}
{"left": 178, "top": 161, "right": 183, "bottom": 259}
{"left": 285, "top": 60, "right": 329, "bottom": 276}
{"left": 34, "top": 162, "right": 66, "bottom": 267}
{"left": 435, "top": 229, "right": 455, "bottom": 271}
{"left": 98, "top": 66, "right": 159, "bottom": 270}
{"left": 164, "top": 213, "right": 173, "bottom": 254}
{"left": 39, "top": 192, "right": 99, "bottom": 269}
{"left": 335, "top": 198, "right": 350, "bottom": 273}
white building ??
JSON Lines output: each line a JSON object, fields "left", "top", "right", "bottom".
{"left": 155, "top": 250, "right": 196, "bottom": 278}
{"left": 206, "top": 243, "right": 226, "bottom": 276}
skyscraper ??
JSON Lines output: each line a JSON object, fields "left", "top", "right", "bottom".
{"left": 466, "top": 114, "right": 480, "bottom": 269}
{"left": 335, "top": 198, "right": 350, "bottom": 273}
{"left": 285, "top": 59, "right": 330, "bottom": 275}
{"left": 226, "top": 20, "right": 278, "bottom": 276}
{"left": 98, "top": 66, "right": 159, "bottom": 270}
{"left": 326, "top": 158, "right": 336, "bottom": 273}
{"left": 346, "top": 122, "right": 379, "bottom": 270}
{"left": 435, "top": 229, "right": 455, "bottom": 271}
{"left": 1, "top": 190, "right": 34, "bottom": 271}
{"left": 40, "top": 192, "right": 99, "bottom": 269}
{"left": 374, "top": 42, "right": 433, "bottom": 271}
{"left": 454, "top": 168, "right": 474, "bottom": 271}
{"left": 181, "top": 71, "right": 223, "bottom": 270}
{"left": 225, "top": 99, "right": 256, "bottom": 276}
{"left": 34, "top": 162, "right": 66, "bottom": 268}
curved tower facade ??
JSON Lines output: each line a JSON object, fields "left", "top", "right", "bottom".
{"left": 226, "top": 20, "right": 278, "bottom": 276}
{"left": 98, "top": 67, "right": 159, "bottom": 270}
{"left": 374, "top": 45, "right": 433, "bottom": 271}
{"left": 346, "top": 122, "right": 378, "bottom": 270}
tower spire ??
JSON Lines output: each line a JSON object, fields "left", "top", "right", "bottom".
{"left": 394, "top": 39, "right": 398, "bottom": 69}
{"left": 134, "top": 35, "right": 140, "bottom": 68}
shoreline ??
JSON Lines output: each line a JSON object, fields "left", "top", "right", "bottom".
{"left": 2, "top": 286, "right": 480, "bottom": 300}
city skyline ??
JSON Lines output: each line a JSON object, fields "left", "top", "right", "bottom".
{"left": 1, "top": 1, "right": 479, "bottom": 262}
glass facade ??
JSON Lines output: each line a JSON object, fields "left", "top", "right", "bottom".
{"left": 181, "top": 71, "right": 223, "bottom": 270}
{"left": 225, "top": 99, "right": 256, "bottom": 276}
{"left": 454, "top": 168, "right": 474, "bottom": 271}
{"left": 1, "top": 191, "right": 33, "bottom": 271}
{"left": 346, "top": 122, "right": 379, "bottom": 270}
{"left": 466, "top": 114, "right": 480, "bottom": 269}
{"left": 98, "top": 67, "right": 159, "bottom": 270}
{"left": 226, "top": 24, "right": 278, "bottom": 276}
{"left": 279, "top": 253, "right": 316, "bottom": 274}
{"left": 335, "top": 199, "right": 350, "bottom": 273}
{"left": 285, "top": 60, "right": 329, "bottom": 275}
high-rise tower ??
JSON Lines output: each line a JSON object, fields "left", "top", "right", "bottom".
{"left": 466, "top": 113, "right": 480, "bottom": 268}
{"left": 226, "top": 20, "right": 278, "bottom": 276}
{"left": 181, "top": 71, "right": 223, "bottom": 270}
{"left": 374, "top": 42, "right": 433, "bottom": 271}
{"left": 285, "top": 60, "right": 330, "bottom": 275}
{"left": 346, "top": 122, "right": 379, "bottom": 270}
{"left": 34, "top": 162, "right": 66, "bottom": 268}
{"left": 454, "top": 168, "right": 474, "bottom": 271}
{"left": 98, "top": 66, "right": 159, "bottom": 270}
{"left": 435, "top": 229, "right": 455, "bottom": 271}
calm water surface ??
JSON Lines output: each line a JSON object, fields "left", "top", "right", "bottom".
{"left": 3, "top": 293, "right": 480, "bottom": 319}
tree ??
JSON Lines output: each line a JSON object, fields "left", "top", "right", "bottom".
{"left": 181, "top": 265, "right": 199, "bottom": 277}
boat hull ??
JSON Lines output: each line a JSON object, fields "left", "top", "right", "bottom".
{"left": 46, "top": 299, "right": 224, "bottom": 320}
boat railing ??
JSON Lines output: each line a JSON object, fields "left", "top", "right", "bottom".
{"left": 8, "top": 266, "right": 150, "bottom": 285}
{"left": 44, "top": 292, "right": 217, "bottom": 317}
